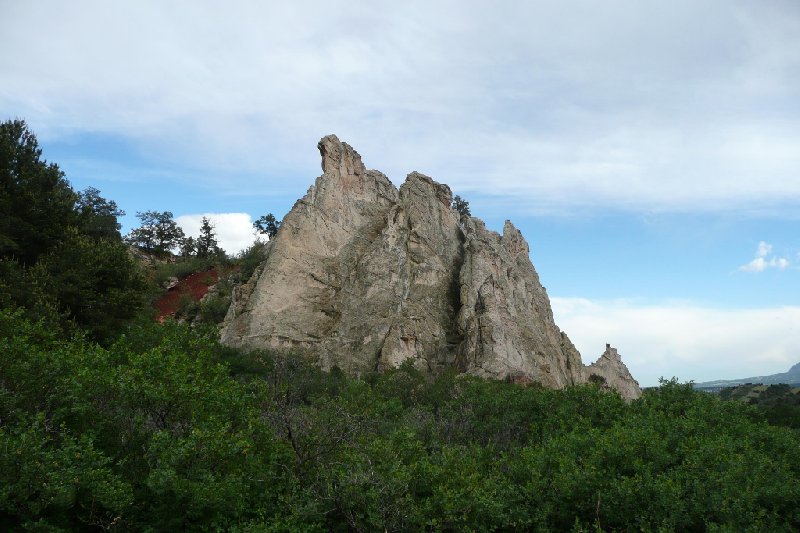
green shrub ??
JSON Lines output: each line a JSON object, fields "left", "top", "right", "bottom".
{"left": 175, "top": 294, "right": 200, "bottom": 322}
{"left": 234, "top": 241, "right": 268, "bottom": 283}
{"left": 2, "top": 307, "right": 799, "bottom": 531}
{"left": 197, "top": 293, "right": 231, "bottom": 324}
{"left": 152, "top": 257, "right": 215, "bottom": 288}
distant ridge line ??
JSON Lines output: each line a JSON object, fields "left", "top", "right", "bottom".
{"left": 694, "top": 361, "right": 800, "bottom": 389}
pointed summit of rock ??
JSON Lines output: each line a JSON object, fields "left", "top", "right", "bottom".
{"left": 585, "top": 344, "right": 642, "bottom": 400}
{"left": 318, "top": 134, "right": 365, "bottom": 176}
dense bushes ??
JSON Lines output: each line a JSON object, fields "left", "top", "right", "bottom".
{"left": 719, "top": 383, "right": 800, "bottom": 429}
{"left": 0, "top": 311, "right": 293, "bottom": 530}
{"left": 1, "top": 309, "right": 799, "bottom": 531}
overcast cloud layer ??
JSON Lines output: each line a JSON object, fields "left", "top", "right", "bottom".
{"left": 2, "top": 0, "right": 800, "bottom": 214}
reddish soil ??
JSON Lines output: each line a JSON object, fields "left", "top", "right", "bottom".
{"left": 154, "top": 269, "right": 219, "bottom": 322}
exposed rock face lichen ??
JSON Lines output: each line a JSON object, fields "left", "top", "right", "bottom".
{"left": 221, "top": 135, "right": 641, "bottom": 399}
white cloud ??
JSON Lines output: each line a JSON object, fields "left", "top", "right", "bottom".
{"left": 2, "top": 1, "right": 800, "bottom": 214}
{"left": 175, "top": 213, "right": 256, "bottom": 256}
{"left": 740, "top": 257, "right": 768, "bottom": 273}
{"left": 551, "top": 297, "right": 800, "bottom": 387}
{"left": 739, "top": 241, "right": 791, "bottom": 272}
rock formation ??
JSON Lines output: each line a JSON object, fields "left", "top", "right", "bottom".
{"left": 221, "top": 135, "right": 641, "bottom": 400}
{"left": 584, "top": 345, "right": 642, "bottom": 400}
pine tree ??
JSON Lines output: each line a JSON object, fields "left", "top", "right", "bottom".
{"left": 253, "top": 213, "right": 281, "bottom": 238}
{"left": 196, "top": 216, "right": 221, "bottom": 258}
{"left": 452, "top": 195, "right": 471, "bottom": 218}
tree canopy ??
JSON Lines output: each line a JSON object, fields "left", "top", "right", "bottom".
{"left": 0, "top": 119, "right": 144, "bottom": 341}
{"left": 253, "top": 213, "right": 281, "bottom": 238}
{"left": 452, "top": 194, "right": 471, "bottom": 217}
{"left": 125, "top": 210, "right": 185, "bottom": 255}
{"left": 195, "top": 216, "right": 223, "bottom": 258}
{"left": 75, "top": 186, "right": 125, "bottom": 240}
{"left": 0, "top": 119, "right": 78, "bottom": 265}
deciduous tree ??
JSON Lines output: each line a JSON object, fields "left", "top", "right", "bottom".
{"left": 125, "top": 210, "right": 185, "bottom": 255}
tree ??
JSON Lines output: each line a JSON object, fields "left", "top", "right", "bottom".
{"left": 196, "top": 216, "right": 222, "bottom": 258}
{"left": 253, "top": 213, "right": 281, "bottom": 238}
{"left": 75, "top": 186, "right": 125, "bottom": 240}
{"left": 179, "top": 236, "right": 197, "bottom": 258}
{"left": 452, "top": 195, "right": 471, "bottom": 218}
{"left": 0, "top": 119, "right": 78, "bottom": 265}
{"left": 0, "top": 120, "right": 145, "bottom": 341}
{"left": 125, "top": 211, "right": 185, "bottom": 255}
{"left": 36, "top": 229, "right": 145, "bottom": 342}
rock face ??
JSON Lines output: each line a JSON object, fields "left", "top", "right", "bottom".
{"left": 221, "top": 135, "right": 641, "bottom": 400}
{"left": 584, "top": 345, "right": 642, "bottom": 400}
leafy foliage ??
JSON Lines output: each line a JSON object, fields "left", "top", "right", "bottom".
{"left": 35, "top": 229, "right": 146, "bottom": 342}
{"left": 75, "top": 186, "right": 125, "bottom": 240}
{"left": 253, "top": 213, "right": 281, "bottom": 238}
{"left": 719, "top": 383, "right": 800, "bottom": 429}
{"left": 0, "top": 119, "right": 145, "bottom": 341}
{"left": 125, "top": 210, "right": 185, "bottom": 256}
{"left": 178, "top": 235, "right": 196, "bottom": 258}
{"left": 3, "top": 309, "right": 798, "bottom": 531}
{"left": 0, "top": 119, "right": 78, "bottom": 265}
{"left": 195, "top": 216, "right": 223, "bottom": 258}
{"left": 234, "top": 240, "right": 269, "bottom": 282}
{"left": 451, "top": 194, "right": 471, "bottom": 217}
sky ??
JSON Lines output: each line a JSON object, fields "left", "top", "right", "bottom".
{"left": 2, "top": 0, "right": 798, "bottom": 386}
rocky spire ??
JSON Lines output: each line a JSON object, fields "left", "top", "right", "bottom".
{"left": 584, "top": 344, "right": 642, "bottom": 400}
{"left": 221, "top": 135, "right": 642, "bottom": 399}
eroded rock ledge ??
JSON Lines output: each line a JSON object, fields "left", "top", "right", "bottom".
{"left": 221, "top": 135, "right": 641, "bottom": 400}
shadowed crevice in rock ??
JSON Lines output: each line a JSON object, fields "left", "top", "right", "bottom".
{"left": 221, "top": 135, "right": 641, "bottom": 399}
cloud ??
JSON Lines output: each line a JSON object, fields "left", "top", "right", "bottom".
{"left": 739, "top": 241, "right": 791, "bottom": 272}
{"left": 2, "top": 1, "right": 800, "bottom": 214}
{"left": 175, "top": 213, "right": 256, "bottom": 256}
{"left": 551, "top": 297, "right": 800, "bottom": 387}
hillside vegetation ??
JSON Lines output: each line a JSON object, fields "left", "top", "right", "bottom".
{"left": 718, "top": 383, "right": 800, "bottom": 430}
{"left": 2, "top": 120, "right": 800, "bottom": 531}
{"left": 2, "top": 310, "right": 800, "bottom": 531}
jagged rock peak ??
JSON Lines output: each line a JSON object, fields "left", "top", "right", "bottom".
{"left": 318, "top": 134, "right": 365, "bottom": 176}
{"left": 403, "top": 171, "right": 454, "bottom": 207}
{"left": 585, "top": 344, "right": 642, "bottom": 400}
{"left": 221, "top": 135, "right": 641, "bottom": 399}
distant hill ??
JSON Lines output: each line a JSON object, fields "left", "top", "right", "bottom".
{"left": 694, "top": 362, "right": 800, "bottom": 390}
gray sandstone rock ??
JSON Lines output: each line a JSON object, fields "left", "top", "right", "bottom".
{"left": 220, "top": 135, "right": 641, "bottom": 399}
